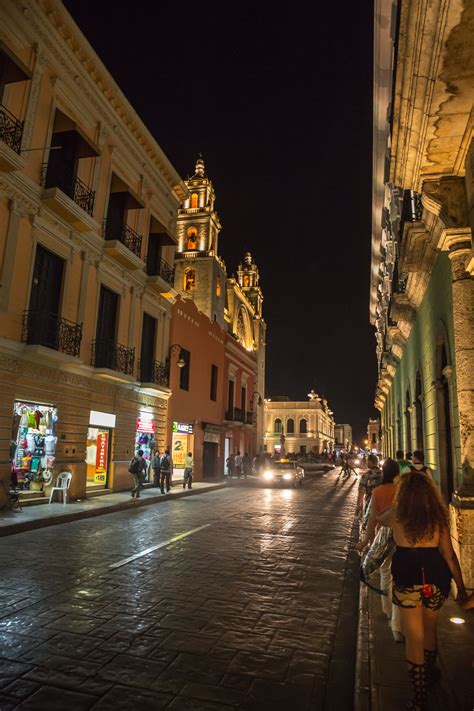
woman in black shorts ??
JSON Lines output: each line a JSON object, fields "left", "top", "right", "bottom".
{"left": 379, "top": 472, "right": 467, "bottom": 710}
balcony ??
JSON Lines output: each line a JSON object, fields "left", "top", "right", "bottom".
{"left": 91, "top": 339, "right": 135, "bottom": 382}
{"left": 22, "top": 311, "right": 82, "bottom": 360}
{"left": 0, "top": 105, "right": 24, "bottom": 172}
{"left": 138, "top": 359, "right": 170, "bottom": 395}
{"left": 147, "top": 257, "right": 176, "bottom": 296}
{"left": 245, "top": 411, "right": 254, "bottom": 426}
{"left": 41, "top": 164, "right": 98, "bottom": 232}
{"left": 103, "top": 222, "right": 144, "bottom": 270}
{"left": 225, "top": 407, "right": 244, "bottom": 423}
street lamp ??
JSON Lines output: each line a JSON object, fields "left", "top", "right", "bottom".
{"left": 252, "top": 391, "right": 263, "bottom": 408}
{"left": 169, "top": 343, "right": 186, "bottom": 369}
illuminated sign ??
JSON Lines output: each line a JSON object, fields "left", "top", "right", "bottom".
{"left": 94, "top": 431, "right": 109, "bottom": 484}
{"left": 90, "top": 410, "right": 116, "bottom": 428}
{"left": 172, "top": 421, "right": 194, "bottom": 435}
{"left": 136, "top": 417, "right": 155, "bottom": 433}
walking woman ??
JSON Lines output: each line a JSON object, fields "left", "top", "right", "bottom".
{"left": 379, "top": 471, "right": 467, "bottom": 710}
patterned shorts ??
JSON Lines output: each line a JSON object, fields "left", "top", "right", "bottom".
{"left": 392, "top": 583, "right": 445, "bottom": 611}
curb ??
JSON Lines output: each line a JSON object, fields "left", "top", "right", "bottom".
{"left": 0, "top": 482, "right": 228, "bottom": 537}
{"left": 354, "top": 581, "right": 372, "bottom": 711}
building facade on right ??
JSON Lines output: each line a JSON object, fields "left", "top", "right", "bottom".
{"left": 371, "top": 0, "right": 474, "bottom": 585}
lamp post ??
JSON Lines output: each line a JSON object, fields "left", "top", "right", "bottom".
{"left": 168, "top": 343, "right": 186, "bottom": 369}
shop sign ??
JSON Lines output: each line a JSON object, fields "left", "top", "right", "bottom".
{"left": 95, "top": 431, "right": 109, "bottom": 484}
{"left": 90, "top": 410, "right": 116, "bottom": 428}
{"left": 204, "top": 432, "right": 220, "bottom": 444}
{"left": 173, "top": 421, "right": 194, "bottom": 435}
{"left": 172, "top": 433, "right": 188, "bottom": 467}
{"left": 136, "top": 417, "right": 155, "bottom": 433}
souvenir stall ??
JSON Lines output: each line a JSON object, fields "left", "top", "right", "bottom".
{"left": 135, "top": 412, "right": 156, "bottom": 481}
{"left": 11, "top": 401, "right": 58, "bottom": 491}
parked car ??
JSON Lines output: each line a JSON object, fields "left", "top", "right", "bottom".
{"left": 261, "top": 459, "right": 304, "bottom": 487}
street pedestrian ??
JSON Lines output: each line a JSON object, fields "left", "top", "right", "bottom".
{"left": 160, "top": 448, "right": 172, "bottom": 493}
{"left": 226, "top": 452, "right": 235, "bottom": 478}
{"left": 151, "top": 448, "right": 161, "bottom": 487}
{"left": 234, "top": 451, "right": 243, "bottom": 479}
{"left": 379, "top": 472, "right": 468, "bottom": 710}
{"left": 242, "top": 452, "right": 251, "bottom": 479}
{"left": 409, "top": 450, "right": 433, "bottom": 478}
{"left": 356, "top": 458, "right": 403, "bottom": 641}
{"left": 396, "top": 449, "right": 413, "bottom": 474}
{"left": 183, "top": 451, "right": 193, "bottom": 489}
{"left": 357, "top": 454, "right": 382, "bottom": 522}
{"left": 129, "top": 449, "right": 147, "bottom": 498}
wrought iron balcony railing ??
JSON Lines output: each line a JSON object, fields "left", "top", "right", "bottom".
{"left": 138, "top": 359, "right": 170, "bottom": 387}
{"left": 0, "top": 105, "right": 24, "bottom": 154}
{"left": 245, "top": 411, "right": 254, "bottom": 425}
{"left": 91, "top": 338, "right": 135, "bottom": 375}
{"left": 147, "top": 257, "right": 175, "bottom": 285}
{"left": 41, "top": 164, "right": 95, "bottom": 216}
{"left": 225, "top": 407, "right": 244, "bottom": 422}
{"left": 104, "top": 221, "right": 143, "bottom": 258}
{"left": 22, "top": 311, "right": 82, "bottom": 357}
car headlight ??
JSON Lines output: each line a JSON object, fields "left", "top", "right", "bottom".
{"left": 283, "top": 473, "right": 292, "bottom": 480}
{"left": 263, "top": 471, "right": 274, "bottom": 480}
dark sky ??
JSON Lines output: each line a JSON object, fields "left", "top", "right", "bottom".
{"left": 64, "top": 0, "right": 378, "bottom": 443}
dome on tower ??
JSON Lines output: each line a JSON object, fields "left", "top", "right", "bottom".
{"left": 194, "top": 156, "right": 205, "bottom": 178}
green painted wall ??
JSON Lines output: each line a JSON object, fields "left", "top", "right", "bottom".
{"left": 383, "top": 252, "right": 462, "bottom": 488}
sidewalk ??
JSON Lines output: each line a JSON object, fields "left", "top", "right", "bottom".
{"left": 356, "top": 581, "right": 474, "bottom": 710}
{"left": 0, "top": 480, "right": 228, "bottom": 537}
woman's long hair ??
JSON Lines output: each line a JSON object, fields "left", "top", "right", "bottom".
{"left": 394, "top": 471, "right": 449, "bottom": 544}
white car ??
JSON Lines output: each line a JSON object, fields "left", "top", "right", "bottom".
{"left": 261, "top": 460, "right": 305, "bottom": 487}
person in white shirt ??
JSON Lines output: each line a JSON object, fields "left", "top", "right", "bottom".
{"left": 234, "top": 451, "right": 243, "bottom": 479}
{"left": 183, "top": 452, "right": 194, "bottom": 490}
{"left": 410, "top": 450, "right": 433, "bottom": 477}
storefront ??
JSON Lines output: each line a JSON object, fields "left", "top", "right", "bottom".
{"left": 11, "top": 400, "right": 58, "bottom": 491}
{"left": 203, "top": 423, "right": 224, "bottom": 479}
{"left": 172, "top": 421, "right": 194, "bottom": 482}
{"left": 135, "top": 411, "right": 156, "bottom": 481}
{"left": 86, "top": 410, "right": 116, "bottom": 490}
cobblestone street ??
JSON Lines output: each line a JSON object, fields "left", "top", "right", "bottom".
{"left": 0, "top": 472, "right": 359, "bottom": 710}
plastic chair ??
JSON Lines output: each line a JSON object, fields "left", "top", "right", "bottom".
{"left": 49, "top": 472, "right": 72, "bottom": 504}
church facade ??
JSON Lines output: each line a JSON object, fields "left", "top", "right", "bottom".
{"left": 167, "top": 159, "right": 266, "bottom": 478}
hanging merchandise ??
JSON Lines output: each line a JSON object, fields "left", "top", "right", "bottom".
{"left": 11, "top": 401, "right": 58, "bottom": 491}
{"left": 134, "top": 413, "right": 155, "bottom": 481}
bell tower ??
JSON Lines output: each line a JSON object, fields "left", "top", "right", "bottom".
{"left": 236, "top": 252, "right": 263, "bottom": 318}
{"left": 174, "top": 157, "right": 227, "bottom": 328}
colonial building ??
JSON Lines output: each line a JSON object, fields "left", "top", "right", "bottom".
{"left": 371, "top": 0, "right": 474, "bottom": 584}
{"left": 0, "top": 0, "right": 186, "bottom": 506}
{"left": 334, "top": 424, "right": 353, "bottom": 451}
{"left": 367, "top": 419, "right": 380, "bottom": 453}
{"left": 168, "top": 159, "right": 266, "bottom": 475}
{"left": 264, "top": 391, "right": 335, "bottom": 456}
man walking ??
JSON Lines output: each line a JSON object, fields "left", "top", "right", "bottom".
{"left": 183, "top": 451, "right": 193, "bottom": 489}
{"left": 242, "top": 452, "right": 251, "bottom": 479}
{"left": 129, "top": 449, "right": 147, "bottom": 498}
{"left": 160, "top": 448, "right": 172, "bottom": 494}
{"left": 234, "top": 451, "right": 243, "bottom": 479}
{"left": 409, "top": 450, "right": 433, "bottom": 477}
{"left": 151, "top": 449, "right": 161, "bottom": 487}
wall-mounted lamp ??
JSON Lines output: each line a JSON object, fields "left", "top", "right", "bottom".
{"left": 169, "top": 343, "right": 185, "bottom": 368}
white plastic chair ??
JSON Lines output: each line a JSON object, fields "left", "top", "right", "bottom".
{"left": 49, "top": 472, "right": 72, "bottom": 504}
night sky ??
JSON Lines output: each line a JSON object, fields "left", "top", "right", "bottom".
{"left": 64, "top": 0, "right": 378, "bottom": 443}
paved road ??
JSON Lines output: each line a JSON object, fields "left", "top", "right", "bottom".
{"left": 0, "top": 470, "right": 360, "bottom": 711}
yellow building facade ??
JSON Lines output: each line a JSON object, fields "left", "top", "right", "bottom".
{"left": 264, "top": 392, "right": 335, "bottom": 456}
{"left": 0, "top": 0, "right": 186, "bottom": 505}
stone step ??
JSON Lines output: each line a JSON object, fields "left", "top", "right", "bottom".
{"left": 86, "top": 488, "right": 113, "bottom": 498}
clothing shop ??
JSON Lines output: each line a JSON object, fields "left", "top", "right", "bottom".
{"left": 172, "top": 421, "right": 194, "bottom": 481}
{"left": 11, "top": 401, "right": 58, "bottom": 491}
{"left": 85, "top": 410, "right": 116, "bottom": 490}
{"left": 135, "top": 411, "right": 157, "bottom": 481}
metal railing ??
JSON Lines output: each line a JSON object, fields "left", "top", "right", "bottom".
{"left": 147, "top": 257, "right": 174, "bottom": 285}
{"left": 22, "top": 311, "right": 82, "bottom": 357}
{"left": 41, "top": 164, "right": 95, "bottom": 216}
{"left": 245, "top": 411, "right": 254, "bottom": 425}
{"left": 0, "top": 105, "right": 23, "bottom": 154}
{"left": 91, "top": 338, "right": 135, "bottom": 375}
{"left": 225, "top": 407, "right": 244, "bottom": 422}
{"left": 104, "top": 221, "right": 142, "bottom": 258}
{"left": 138, "top": 359, "right": 169, "bottom": 387}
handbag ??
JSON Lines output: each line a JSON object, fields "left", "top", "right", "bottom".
{"left": 360, "top": 526, "right": 395, "bottom": 595}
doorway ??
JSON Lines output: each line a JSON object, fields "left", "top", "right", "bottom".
{"left": 28, "top": 245, "right": 64, "bottom": 348}
{"left": 436, "top": 336, "right": 455, "bottom": 502}
{"left": 203, "top": 441, "right": 218, "bottom": 479}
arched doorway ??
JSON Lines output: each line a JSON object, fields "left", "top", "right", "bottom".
{"left": 436, "top": 334, "right": 455, "bottom": 502}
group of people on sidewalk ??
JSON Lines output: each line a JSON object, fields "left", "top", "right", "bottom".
{"left": 128, "top": 448, "right": 194, "bottom": 498}
{"left": 354, "top": 452, "right": 473, "bottom": 710}
{"left": 225, "top": 451, "right": 252, "bottom": 478}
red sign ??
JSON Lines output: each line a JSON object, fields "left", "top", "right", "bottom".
{"left": 95, "top": 431, "right": 109, "bottom": 474}
{"left": 136, "top": 417, "right": 155, "bottom": 434}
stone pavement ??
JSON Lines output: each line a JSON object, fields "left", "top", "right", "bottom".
{"left": 0, "top": 482, "right": 227, "bottom": 537}
{"left": 356, "top": 565, "right": 474, "bottom": 711}
{"left": 0, "top": 469, "right": 360, "bottom": 710}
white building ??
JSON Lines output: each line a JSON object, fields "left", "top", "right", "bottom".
{"left": 264, "top": 391, "right": 335, "bottom": 456}
{"left": 335, "top": 424, "right": 353, "bottom": 450}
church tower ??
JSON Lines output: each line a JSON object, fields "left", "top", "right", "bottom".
{"left": 236, "top": 252, "right": 263, "bottom": 318}
{"left": 174, "top": 157, "right": 227, "bottom": 329}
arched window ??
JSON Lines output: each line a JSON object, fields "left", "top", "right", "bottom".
{"left": 286, "top": 418, "right": 294, "bottom": 434}
{"left": 415, "top": 372, "right": 424, "bottom": 450}
{"left": 299, "top": 418, "right": 307, "bottom": 434}
{"left": 183, "top": 268, "right": 196, "bottom": 292}
{"left": 274, "top": 418, "right": 282, "bottom": 434}
{"left": 191, "top": 193, "right": 198, "bottom": 209}
{"left": 243, "top": 275, "right": 250, "bottom": 287}
{"left": 216, "top": 277, "right": 221, "bottom": 297}
{"left": 186, "top": 227, "right": 198, "bottom": 250}
{"left": 404, "top": 388, "right": 412, "bottom": 453}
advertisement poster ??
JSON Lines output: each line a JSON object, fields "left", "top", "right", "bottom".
{"left": 94, "top": 430, "right": 109, "bottom": 484}
{"left": 172, "top": 433, "right": 188, "bottom": 468}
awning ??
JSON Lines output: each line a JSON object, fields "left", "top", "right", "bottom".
{"left": 110, "top": 173, "right": 145, "bottom": 210}
{"left": 0, "top": 40, "right": 32, "bottom": 84}
{"left": 149, "top": 214, "right": 176, "bottom": 244}
{"left": 52, "top": 110, "right": 99, "bottom": 158}
{"left": 202, "top": 422, "right": 226, "bottom": 434}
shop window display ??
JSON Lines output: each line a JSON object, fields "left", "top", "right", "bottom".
{"left": 11, "top": 402, "right": 58, "bottom": 491}
{"left": 135, "top": 414, "right": 156, "bottom": 481}
{"left": 86, "top": 427, "right": 110, "bottom": 488}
